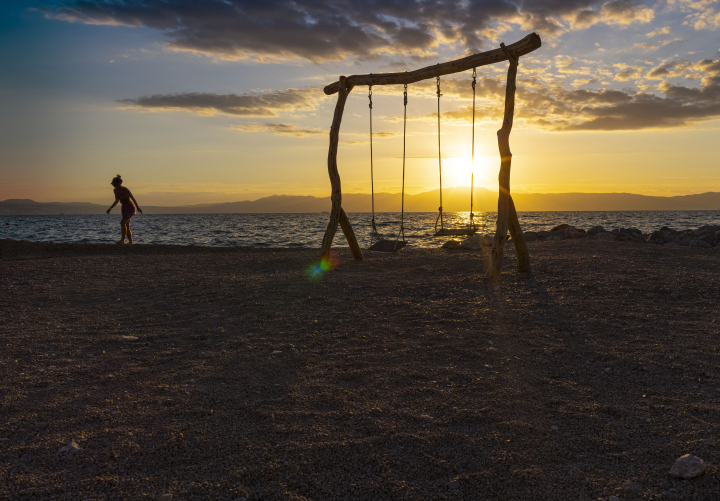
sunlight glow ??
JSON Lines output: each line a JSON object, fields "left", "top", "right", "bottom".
{"left": 444, "top": 155, "right": 492, "bottom": 187}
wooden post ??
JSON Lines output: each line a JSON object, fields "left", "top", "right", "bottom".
{"left": 488, "top": 44, "right": 529, "bottom": 280}
{"left": 321, "top": 76, "right": 364, "bottom": 260}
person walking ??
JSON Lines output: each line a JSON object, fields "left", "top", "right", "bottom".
{"left": 106, "top": 174, "right": 142, "bottom": 244}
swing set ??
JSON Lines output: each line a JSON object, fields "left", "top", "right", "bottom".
{"left": 321, "top": 33, "right": 541, "bottom": 280}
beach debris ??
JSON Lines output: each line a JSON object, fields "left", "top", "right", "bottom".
{"left": 669, "top": 454, "right": 706, "bottom": 479}
{"left": 270, "top": 350, "right": 282, "bottom": 355}
{"left": 623, "top": 482, "right": 642, "bottom": 494}
{"left": 57, "top": 440, "right": 82, "bottom": 454}
{"left": 118, "top": 335, "right": 139, "bottom": 342}
{"left": 442, "top": 239, "right": 462, "bottom": 249}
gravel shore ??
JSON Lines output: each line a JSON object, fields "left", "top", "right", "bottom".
{"left": 1, "top": 238, "right": 719, "bottom": 500}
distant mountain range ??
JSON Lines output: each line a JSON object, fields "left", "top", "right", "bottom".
{"left": 1, "top": 188, "right": 719, "bottom": 215}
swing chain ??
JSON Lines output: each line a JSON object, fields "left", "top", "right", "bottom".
{"left": 472, "top": 67, "right": 476, "bottom": 90}
{"left": 403, "top": 83, "right": 407, "bottom": 106}
{"left": 368, "top": 85, "right": 372, "bottom": 109}
{"left": 436, "top": 75, "right": 442, "bottom": 97}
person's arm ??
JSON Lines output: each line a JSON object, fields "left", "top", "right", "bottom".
{"left": 128, "top": 190, "right": 143, "bottom": 214}
{"left": 106, "top": 197, "right": 119, "bottom": 214}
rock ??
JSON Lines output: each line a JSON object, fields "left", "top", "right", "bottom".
{"left": 689, "top": 239, "right": 712, "bottom": 249}
{"left": 563, "top": 226, "right": 586, "bottom": 239}
{"left": 624, "top": 482, "right": 642, "bottom": 494}
{"left": 550, "top": 425, "right": 559, "bottom": 431}
{"left": 596, "top": 232, "right": 615, "bottom": 241}
{"left": 442, "top": 239, "right": 462, "bottom": 249}
{"left": 449, "top": 480, "right": 460, "bottom": 490}
{"left": 460, "top": 233, "right": 483, "bottom": 250}
{"left": 524, "top": 231, "right": 538, "bottom": 242}
{"left": 57, "top": 440, "right": 82, "bottom": 454}
{"left": 158, "top": 494, "right": 173, "bottom": 501}
{"left": 118, "top": 335, "right": 139, "bottom": 342}
{"left": 609, "top": 497, "right": 621, "bottom": 501}
{"left": 551, "top": 223, "right": 571, "bottom": 231}
{"left": 482, "top": 234, "right": 494, "bottom": 247}
{"left": 587, "top": 225, "right": 605, "bottom": 237}
{"left": 669, "top": 454, "right": 706, "bottom": 479}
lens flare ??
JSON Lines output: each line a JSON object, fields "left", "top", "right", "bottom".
{"left": 305, "top": 251, "right": 339, "bottom": 280}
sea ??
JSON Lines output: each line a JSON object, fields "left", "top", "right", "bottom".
{"left": 2, "top": 212, "right": 720, "bottom": 249}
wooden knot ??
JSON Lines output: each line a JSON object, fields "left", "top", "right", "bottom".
{"left": 500, "top": 43, "right": 518, "bottom": 66}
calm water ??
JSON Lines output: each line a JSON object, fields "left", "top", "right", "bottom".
{"left": 2, "top": 212, "right": 720, "bottom": 249}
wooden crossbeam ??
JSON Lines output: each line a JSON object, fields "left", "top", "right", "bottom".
{"left": 324, "top": 33, "right": 541, "bottom": 95}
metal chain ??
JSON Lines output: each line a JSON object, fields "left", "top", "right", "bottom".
{"left": 398, "top": 83, "right": 408, "bottom": 245}
{"left": 435, "top": 75, "right": 444, "bottom": 233}
{"left": 470, "top": 68, "right": 476, "bottom": 228}
{"left": 369, "top": 86, "right": 379, "bottom": 245}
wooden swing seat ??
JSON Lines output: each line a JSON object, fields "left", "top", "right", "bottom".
{"left": 368, "top": 239, "right": 407, "bottom": 252}
{"left": 434, "top": 228, "right": 477, "bottom": 237}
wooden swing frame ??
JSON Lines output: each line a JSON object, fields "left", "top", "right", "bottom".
{"left": 321, "top": 32, "right": 541, "bottom": 281}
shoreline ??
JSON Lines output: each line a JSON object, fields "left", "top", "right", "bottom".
{"left": 2, "top": 239, "right": 719, "bottom": 499}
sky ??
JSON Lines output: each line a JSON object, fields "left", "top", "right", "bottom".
{"left": 1, "top": 0, "right": 719, "bottom": 205}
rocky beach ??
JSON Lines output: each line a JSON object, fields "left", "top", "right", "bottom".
{"left": 1, "top": 234, "right": 719, "bottom": 500}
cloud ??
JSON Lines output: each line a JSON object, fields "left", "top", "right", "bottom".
{"left": 613, "top": 63, "right": 645, "bottom": 81}
{"left": 230, "top": 123, "right": 326, "bottom": 137}
{"left": 397, "top": 56, "right": 720, "bottom": 131}
{"left": 634, "top": 38, "right": 684, "bottom": 50}
{"left": 45, "top": 0, "right": 657, "bottom": 63}
{"left": 117, "top": 89, "right": 322, "bottom": 117}
{"left": 646, "top": 26, "right": 670, "bottom": 37}
{"left": 646, "top": 60, "right": 692, "bottom": 79}
{"left": 570, "top": 1, "right": 654, "bottom": 29}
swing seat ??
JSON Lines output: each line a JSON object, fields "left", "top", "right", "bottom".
{"left": 368, "top": 239, "right": 407, "bottom": 252}
{"left": 434, "top": 227, "right": 477, "bottom": 237}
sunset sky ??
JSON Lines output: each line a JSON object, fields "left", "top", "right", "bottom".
{"left": 1, "top": 0, "right": 719, "bottom": 205}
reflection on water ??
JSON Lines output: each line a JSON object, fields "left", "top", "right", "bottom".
{"left": 2, "top": 211, "right": 720, "bottom": 249}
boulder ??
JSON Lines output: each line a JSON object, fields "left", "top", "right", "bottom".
{"left": 460, "top": 233, "right": 483, "bottom": 250}
{"left": 689, "top": 239, "right": 712, "bottom": 249}
{"left": 669, "top": 454, "right": 706, "bottom": 479}
{"left": 587, "top": 225, "right": 605, "bottom": 237}
{"left": 596, "top": 232, "right": 615, "bottom": 242}
{"left": 551, "top": 223, "right": 571, "bottom": 232}
{"left": 563, "top": 226, "right": 586, "bottom": 239}
{"left": 524, "top": 231, "right": 538, "bottom": 242}
{"left": 442, "top": 239, "right": 462, "bottom": 250}
{"left": 647, "top": 230, "right": 666, "bottom": 245}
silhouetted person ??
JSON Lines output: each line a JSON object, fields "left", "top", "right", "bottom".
{"left": 106, "top": 174, "right": 142, "bottom": 244}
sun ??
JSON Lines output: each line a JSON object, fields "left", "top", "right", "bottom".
{"left": 446, "top": 154, "right": 492, "bottom": 187}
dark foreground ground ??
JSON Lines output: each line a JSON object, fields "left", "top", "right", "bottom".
{"left": 1, "top": 238, "right": 719, "bottom": 501}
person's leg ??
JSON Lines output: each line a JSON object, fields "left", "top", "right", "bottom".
{"left": 118, "top": 218, "right": 127, "bottom": 244}
{"left": 125, "top": 218, "right": 133, "bottom": 244}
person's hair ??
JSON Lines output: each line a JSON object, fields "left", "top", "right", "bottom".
{"left": 111, "top": 174, "right": 122, "bottom": 187}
